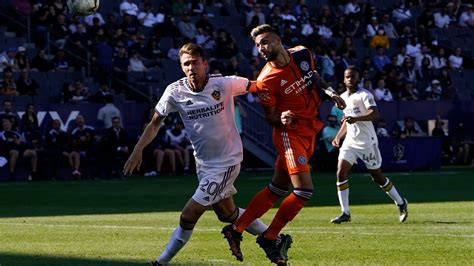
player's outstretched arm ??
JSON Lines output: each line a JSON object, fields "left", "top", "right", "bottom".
{"left": 312, "top": 70, "right": 346, "bottom": 110}
{"left": 123, "top": 113, "right": 165, "bottom": 175}
{"left": 345, "top": 107, "right": 379, "bottom": 123}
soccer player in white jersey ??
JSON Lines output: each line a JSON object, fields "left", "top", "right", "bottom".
{"left": 123, "top": 43, "right": 269, "bottom": 265}
{"left": 330, "top": 66, "right": 408, "bottom": 224}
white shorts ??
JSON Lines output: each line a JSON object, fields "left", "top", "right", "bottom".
{"left": 192, "top": 164, "right": 240, "bottom": 206}
{"left": 339, "top": 143, "right": 382, "bottom": 170}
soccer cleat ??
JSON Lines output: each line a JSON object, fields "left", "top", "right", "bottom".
{"left": 256, "top": 235, "right": 287, "bottom": 265}
{"left": 221, "top": 224, "right": 243, "bottom": 261}
{"left": 277, "top": 234, "right": 293, "bottom": 262}
{"left": 331, "top": 212, "right": 351, "bottom": 224}
{"left": 149, "top": 260, "right": 163, "bottom": 266}
{"left": 398, "top": 198, "right": 408, "bottom": 222}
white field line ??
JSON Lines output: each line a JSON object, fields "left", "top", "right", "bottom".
{"left": 0, "top": 222, "right": 472, "bottom": 238}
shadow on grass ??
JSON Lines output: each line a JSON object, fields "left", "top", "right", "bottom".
{"left": 0, "top": 168, "right": 472, "bottom": 218}
{"left": 0, "top": 253, "right": 216, "bottom": 266}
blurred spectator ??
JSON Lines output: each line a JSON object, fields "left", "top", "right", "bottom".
{"left": 120, "top": 14, "right": 139, "bottom": 37}
{"left": 397, "top": 46, "right": 409, "bottom": 66}
{"left": 97, "top": 95, "right": 122, "bottom": 129}
{"left": 177, "top": 11, "right": 198, "bottom": 41}
{"left": 374, "top": 79, "right": 393, "bottom": 101}
{"left": 0, "top": 99, "right": 20, "bottom": 130}
{"left": 406, "top": 36, "right": 421, "bottom": 58}
{"left": 145, "top": 36, "right": 164, "bottom": 59}
{"left": 297, "top": 4, "right": 311, "bottom": 28}
{"left": 155, "top": 4, "right": 166, "bottom": 24}
{"left": 432, "top": 47, "right": 448, "bottom": 69}
{"left": 459, "top": 4, "right": 474, "bottom": 27}
{"left": 21, "top": 104, "right": 39, "bottom": 132}
{"left": 68, "top": 15, "right": 82, "bottom": 33}
{"left": 14, "top": 46, "right": 30, "bottom": 71}
{"left": 93, "top": 81, "right": 113, "bottom": 103}
{"left": 167, "top": 39, "right": 180, "bottom": 60}
{"left": 215, "top": 29, "right": 239, "bottom": 59}
{"left": 129, "top": 50, "right": 148, "bottom": 72}
{"left": 112, "top": 44, "right": 130, "bottom": 91}
{"left": 0, "top": 118, "right": 37, "bottom": 180}
{"left": 51, "top": 14, "right": 70, "bottom": 49}
{"left": 16, "top": 68, "right": 39, "bottom": 96}
{"left": 31, "top": 49, "right": 53, "bottom": 71}
{"left": 439, "top": 67, "right": 454, "bottom": 99}
{"left": 369, "top": 26, "right": 390, "bottom": 49}
{"left": 138, "top": 3, "right": 157, "bottom": 28}
{"left": 321, "top": 114, "right": 340, "bottom": 168}
{"left": 100, "top": 116, "right": 129, "bottom": 177}
{"left": 64, "top": 80, "right": 90, "bottom": 103}
{"left": 301, "top": 17, "right": 318, "bottom": 37}
{"left": 120, "top": 0, "right": 139, "bottom": 17}
{"left": 246, "top": 4, "right": 265, "bottom": 26}
{"left": 321, "top": 48, "right": 336, "bottom": 81}
{"left": 0, "top": 48, "right": 17, "bottom": 72}
{"left": 330, "top": 104, "right": 343, "bottom": 125}
{"left": 399, "top": 25, "right": 414, "bottom": 46}
{"left": 416, "top": 57, "right": 435, "bottom": 83}
{"left": 415, "top": 44, "right": 432, "bottom": 69}
{"left": 196, "top": 28, "right": 216, "bottom": 50}
{"left": 372, "top": 46, "right": 390, "bottom": 72}
{"left": 425, "top": 79, "right": 442, "bottom": 100}
{"left": 376, "top": 119, "right": 390, "bottom": 138}
{"left": 155, "top": 15, "right": 180, "bottom": 39}
{"left": 360, "top": 79, "right": 375, "bottom": 96}
{"left": 85, "top": 12, "right": 105, "bottom": 26}
{"left": 267, "top": 5, "right": 284, "bottom": 32}
{"left": 339, "top": 37, "right": 357, "bottom": 60}
{"left": 399, "top": 116, "right": 424, "bottom": 137}
{"left": 281, "top": 7, "right": 298, "bottom": 30}
{"left": 104, "top": 14, "right": 119, "bottom": 37}
{"left": 165, "top": 121, "right": 191, "bottom": 173}
{"left": 381, "top": 13, "right": 398, "bottom": 39}
{"left": 171, "top": 0, "right": 187, "bottom": 16}
{"left": 224, "top": 57, "right": 244, "bottom": 76}
{"left": 344, "top": 0, "right": 361, "bottom": 17}
{"left": 448, "top": 48, "right": 463, "bottom": 70}
{"left": 143, "top": 123, "right": 176, "bottom": 176}
{"left": 70, "top": 115, "right": 96, "bottom": 178}
{"left": 195, "top": 12, "right": 214, "bottom": 33}
{"left": 317, "top": 17, "right": 333, "bottom": 40}
{"left": 95, "top": 36, "right": 114, "bottom": 75}
{"left": 399, "top": 81, "right": 419, "bottom": 101}
{"left": 53, "top": 49, "right": 73, "bottom": 72}
{"left": 0, "top": 67, "right": 20, "bottom": 96}
{"left": 392, "top": 1, "right": 413, "bottom": 23}
{"left": 44, "top": 119, "right": 74, "bottom": 179}
{"left": 434, "top": 6, "right": 450, "bottom": 28}
{"left": 400, "top": 57, "right": 416, "bottom": 83}
{"left": 366, "top": 16, "right": 381, "bottom": 38}
{"left": 281, "top": 23, "right": 300, "bottom": 47}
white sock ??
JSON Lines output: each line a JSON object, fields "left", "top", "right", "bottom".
{"left": 336, "top": 181, "right": 350, "bottom": 215}
{"left": 238, "top": 207, "right": 268, "bottom": 235}
{"left": 381, "top": 178, "right": 404, "bottom": 205}
{"left": 157, "top": 226, "right": 192, "bottom": 264}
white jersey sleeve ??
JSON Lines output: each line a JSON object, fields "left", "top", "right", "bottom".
{"left": 226, "top": 75, "right": 251, "bottom": 97}
{"left": 362, "top": 89, "right": 377, "bottom": 110}
{"left": 155, "top": 83, "right": 179, "bottom": 116}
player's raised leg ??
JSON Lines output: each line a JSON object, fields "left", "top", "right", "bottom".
{"left": 369, "top": 168, "right": 408, "bottom": 222}
{"left": 331, "top": 159, "right": 353, "bottom": 224}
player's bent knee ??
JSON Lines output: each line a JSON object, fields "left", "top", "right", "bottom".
{"left": 216, "top": 207, "right": 238, "bottom": 223}
{"left": 179, "top": 214, "right": 197, "bottom": 230}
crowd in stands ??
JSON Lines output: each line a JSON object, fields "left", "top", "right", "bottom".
{"left": 1, "top": 0, "right": 473, "bottom": 179}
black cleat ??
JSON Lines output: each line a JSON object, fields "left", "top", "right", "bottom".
{"left": 331, "top": 212, "right": 351, "bottom": 224}
{"left": 277, "top": 234, "right": 293, "bottom": 262}
{"left": 256, "top": 235, "right": 288, "bottom": 265}
{"left": 149, "top": 260, "right": 163, "bottom": 266}
{"left": 221, "top": 224, "right": 243, "bottom": 261}
{"left": 398, "top": 198, "right": 408, "bottom": 222}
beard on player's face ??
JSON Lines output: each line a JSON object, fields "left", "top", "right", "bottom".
{"left": 264, "top": 48, "right": 279, "bottom": 61}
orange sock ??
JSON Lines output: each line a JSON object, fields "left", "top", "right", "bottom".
{"left": 264, "top": 190, "right": 311, "bottom": 240}
{"left": 234, "top": 186, "right": 282, "bottom": 233}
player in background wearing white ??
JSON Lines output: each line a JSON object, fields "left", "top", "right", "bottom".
{"left": 123, "top": 43, "right": 268, "bottom": 265}
{"left": 331, "top": 66, "right": 408, "bottom": 224}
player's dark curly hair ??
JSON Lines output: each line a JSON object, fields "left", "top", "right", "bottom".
{"left": 250, "top": 24, "right": 280, "bottom": 41}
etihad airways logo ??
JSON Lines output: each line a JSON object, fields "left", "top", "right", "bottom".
{"left": 284, "top": 70, "right": 315, "bottom": 95}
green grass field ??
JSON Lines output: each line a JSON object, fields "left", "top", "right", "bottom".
{"left": 0, "top": 168, "right": 473, "bottom": 265}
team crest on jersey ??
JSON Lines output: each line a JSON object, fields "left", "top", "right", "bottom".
{"left": 300, "top": 61, "right": 310, "bottom": 71}
{"left": 211, "top": 90, "right": 221, "bottom": 101}
{"left": 298, "top": 155, "right": 307, "bottom": 165}
{"left": 258, "top": 92, "right": 271, "bottom": 101}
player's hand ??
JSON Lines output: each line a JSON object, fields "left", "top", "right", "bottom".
{"left": 123, "top": 149, "right": 143, "bottom": 175}
{"left": 332, "top": 94, "right": 346, "bottom": 110}
{"left": 281, "top": 110, "right": 296, "bottom": 126}
{"left": 332, "top": 137, "right": 340, "bottom": 148}
{"left": 342, "top": 116, "right": 357, "bottom": 124}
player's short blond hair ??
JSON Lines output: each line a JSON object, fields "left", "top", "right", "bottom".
{"left": 179, "top": 43, "right": 206, "bottom": 60}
